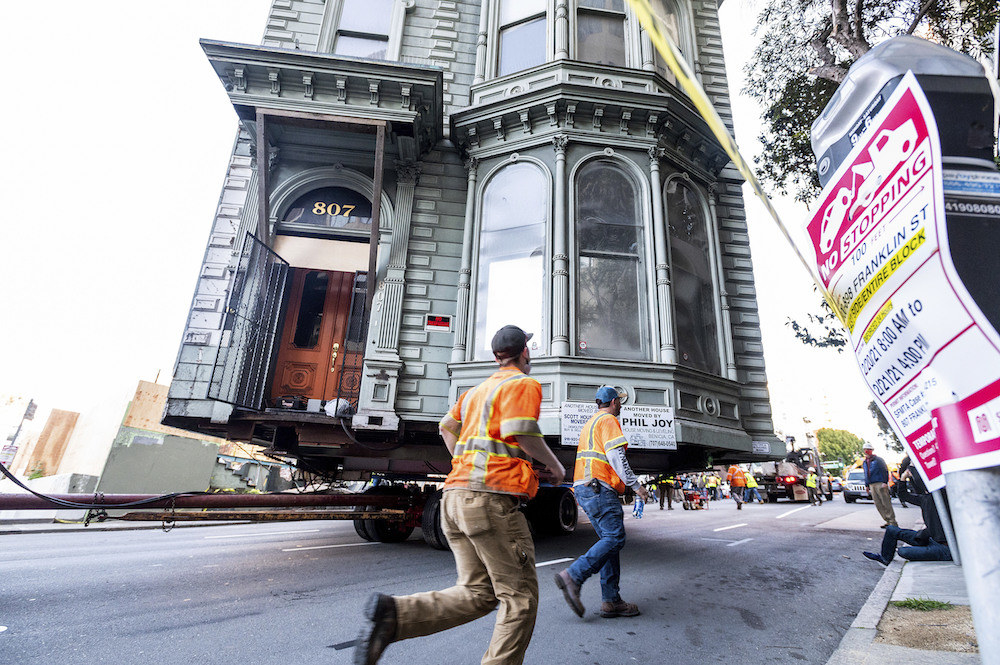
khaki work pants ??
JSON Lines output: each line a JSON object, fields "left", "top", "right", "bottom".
{"left": 393, "top": 489, "right": 538, "bottom": 664}
{"left": 870, "top": 482, "right": 897, "bottom": 526}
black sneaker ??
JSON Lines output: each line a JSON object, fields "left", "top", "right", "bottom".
{"left": 863, "top": 551, "right": 888, "bottom": 566}
{"left": 355, "top": 593, "right": 397, "bottom": 665}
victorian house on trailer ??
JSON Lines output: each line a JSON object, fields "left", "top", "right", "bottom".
{"left": 164, "top": 0, "right": 781, "bottom": 483}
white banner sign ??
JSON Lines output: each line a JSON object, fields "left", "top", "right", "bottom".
{"left": 561, "top": 402, "right": 676, "bottom": 450}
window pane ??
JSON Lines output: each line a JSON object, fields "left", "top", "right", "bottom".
{"left": 474, "top": 163, "right": 548, "bottom": 360}
{"left": 500, "top": 0, "right": 545, "bottom": 26}
{"left": 577, "top": 12, "right": 626, "bottom": 66}
{"left": 334, "top": 35, "right": 388, "bottom": 60}
{"left": 578, "top": 0, "right": 624, "bottom": 11}
{"left": 293, "top": 271, "right": 329, "bottom": 348}
{"left": 339, "top": 0, "right": 393, "bottom": 35}
{"left": 498, "top": 17, "right": 547, "bottom": 76}
{"left": 577, "top": 255, "right": 645, "bottom": 359}
{"left": 666, "top": 181, "right": 721, "bottom": 374}
{"left": 281, "top": 186, "right": 373, "bottom": 233}
{"left": 576, "top": 161, "right": 647, "bottom": 360}
{"left": 652, "top": 0, "right": 681, "bottom": 81}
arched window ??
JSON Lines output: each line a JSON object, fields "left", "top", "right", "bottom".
{"left": 575, "top": 160, "right": 648, "bottom": 360}
{"left": 666, "top": 179, "right": 721, "bottom": 375}
{"left": 473, "top": 163, "right": 548, "bottom": 360}
{"left": 280, "top": 186, "right": 374, "bottom": 236}
{"left": 576, "top": 0, "right": 627, "bottom": 66}
{"left": 498, "top": 0, "right": 547, "bottom": 76}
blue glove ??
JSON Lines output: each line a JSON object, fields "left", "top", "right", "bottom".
{"left": 632, "top": 497, "right": 644, "bottom": 519}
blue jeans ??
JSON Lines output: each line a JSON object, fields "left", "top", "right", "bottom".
{"left": 881, "top": 525, "right": 952, "bottom": 562}
{"left": 567, "top": 482, "right": 626, "bottom": 603}
{"left": 745, "top": 487, "right": 762, "bottom": 502}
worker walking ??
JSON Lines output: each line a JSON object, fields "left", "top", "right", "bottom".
{"left": 354, "top": 325, "right": 566, "bottom": 665}
{"left": 555, "top": 386, "right": 648, "bottom": 619}
{"left": 806, "top": 467, "right": 823, "bottom": 506}
{"left": 744, "top": 470, "right": 763, "bottom": 503}
{"left": 726, "top": 463, "right": 746, "bottom": 509}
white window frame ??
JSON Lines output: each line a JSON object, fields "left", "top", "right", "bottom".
{"left": 486, "top": 0, "right": 554, "bottom": 79}
{"left": 568, "top": 152, "right": 657, "bottom": 361}
{"left": 317, "top": 0, "right": 413, "bottom": 60}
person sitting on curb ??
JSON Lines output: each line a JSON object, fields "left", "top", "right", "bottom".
{"left": 863, "top": 457, "right": 951, "bottom": 565}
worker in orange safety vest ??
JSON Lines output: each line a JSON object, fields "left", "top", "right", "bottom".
{"left": 726, "top": 464, "right": 746, "bottom": 509}
{"left": 355, "top": 325, "right": 565, "bottom": 665}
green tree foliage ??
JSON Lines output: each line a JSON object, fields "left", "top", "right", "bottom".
{"left": 816, "top": 427, "right": 865, "bottom": 465}
{"left": 868, "top": 400, "right": 904, "bottom": 453}
{"left": 746, "top": 0, "right": 1000, "bottom": 203}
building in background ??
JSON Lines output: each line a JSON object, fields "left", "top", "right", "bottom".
{"left": 164, "top": 0, "right": 782, "bottom": 483}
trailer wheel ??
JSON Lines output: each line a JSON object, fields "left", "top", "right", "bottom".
{"left": 767, "top": 494, "right": 778, "bottom": 503}
{"left": 825, "top": 490, "right": 834, "bottom": 502}
{"left": 421, "top": 490, "right": 450, "bottom": 551}
{"left": 525, "top": 486, "right": 577, "bottom": 536}
{"left": 354, "top": 486, "right": 413, "bottom": 543}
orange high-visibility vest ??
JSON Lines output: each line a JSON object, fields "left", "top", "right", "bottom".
{"left": 727, "top": 465, "right": 746, "bottom": 487}
{"left": 442, "top": 367, "right": 542, "bottom": 498}
{"left": 574, "top": 412, "right": 628, "bottom": 494}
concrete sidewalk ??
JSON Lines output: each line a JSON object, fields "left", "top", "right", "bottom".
{"left": 826, "top": 559, "right": 979, "bottom": 664}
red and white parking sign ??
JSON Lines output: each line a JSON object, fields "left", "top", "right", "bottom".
{"left": 803, "top": 72, "right": 1000, "bottom": 490}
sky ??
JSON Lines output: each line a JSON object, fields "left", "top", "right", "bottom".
{"left": 0, "top": 1, "right": 886, "bottom": 455}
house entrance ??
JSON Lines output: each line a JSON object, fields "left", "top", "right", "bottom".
{"left": 270, "top": 268, "right": 356, "bottom": 404}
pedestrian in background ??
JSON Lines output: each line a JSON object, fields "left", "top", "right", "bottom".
{"left": 864, "top": 457, "right": 950, "bottom": 564}
{"left": 806, "top": 467, "right": 823, "bottom": 506}
{"left": 862, "top": 442, "right": 897, "bottom": 528}
{"left": 726, "top": 463, "right": 746, "bottom": 510}
{"left": 354, "top": 325, "right": 565, "bottom": 665}
{"left": 744, "top": 468, "right": 763, "bottom": 503}
{"left": 556, "top": 386, "right": 648, "bottom": 619}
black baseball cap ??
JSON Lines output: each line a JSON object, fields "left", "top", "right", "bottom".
{"left": 491, "top": 325, "right": 533, "bottom": 359}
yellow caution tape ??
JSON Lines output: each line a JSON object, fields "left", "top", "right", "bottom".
{"left": 625, "top": 0, "right": 843, "bottom": 320}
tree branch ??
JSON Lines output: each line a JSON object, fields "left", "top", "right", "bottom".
{"left": 808, "top": 64, "right": 848, "bottom": 82}
{"left": 906, "top": 0, "right": 937, "bottom": 34}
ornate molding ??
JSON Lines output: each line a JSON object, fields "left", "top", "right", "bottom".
{"left": 552, "top": 135, "right": 569, "bottom": 154}
{"left": 464, "top": 156, "right": 479, "bottom": 174}
{"left": 648, "top": 146, "right": 665, "bottom": 163}
{"left": 395, "top": 161, "right": 421, "bottom": 185}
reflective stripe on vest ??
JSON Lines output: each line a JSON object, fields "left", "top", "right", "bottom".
{"left": 576, "top": 413, "right": 626, "bottom": 493}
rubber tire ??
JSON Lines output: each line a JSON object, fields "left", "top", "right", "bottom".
{"left": 548, "top": 487, "right": 578, "bottom": 535}
{"left": 421, "top": 489, "right": 450, "bottom": 550}
{"left": 355, "top": 486, "right": 412, "bottom": 543}
{"left": 683, "top": 501, "right": 691, "bottom": 510}
{"left": 825, "top": 491, "right": 834, "bottom": 502}
{"left": 845, "top": 495, "right": 856, "bottom": 503}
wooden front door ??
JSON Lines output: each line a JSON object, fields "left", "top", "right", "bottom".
{"left": 271, "top": 269, "right": 355, "bottom": 404}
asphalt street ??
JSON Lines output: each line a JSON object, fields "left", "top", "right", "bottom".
{"left": 0, "top": 497, "right": 912, "bottom": 664}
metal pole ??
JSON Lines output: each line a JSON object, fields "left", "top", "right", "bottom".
{"left": 943, "top": 466, "right": 1000, "bottom": 663}
{"left": 930, "top": 489, "right": 960, "bottom": 566}
{"left": 0, "top": 492, "right": 410, "bottom": 511}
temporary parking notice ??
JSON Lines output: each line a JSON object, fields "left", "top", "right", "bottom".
{"left": 804, "top": 72, "right": 1000, "bottom": 489}
{"left": 561, "top": 402, "right": 676, "bottom": 450}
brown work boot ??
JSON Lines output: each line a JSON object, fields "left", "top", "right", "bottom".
{"left": 600, "top": 599, "right": 640, "bottom": 618}
{"left": 554, "top": 569, "right": 585, "bottom": 617}
{"left": 354, "top": 593, "right": 397, "bottom": 665}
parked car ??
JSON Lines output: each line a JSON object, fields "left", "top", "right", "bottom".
{"left": 843, "top": 469, "right": 871, "bottom": 503}
{"left": 829, "top": 476, "right": 843, "bottom": 492}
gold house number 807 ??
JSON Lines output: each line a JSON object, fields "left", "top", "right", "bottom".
{"left": 313, "top": 202, "right": 357, "bottom": 216}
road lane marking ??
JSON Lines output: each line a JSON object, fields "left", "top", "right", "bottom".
{"left": 206, "top": 529, "right": 321, "bottom": 539}
{"left": 713, "top": 523, "right": 747, "bottom": 532}
{"left": 0, "top": 626, "right": 7, "bottom": 633}
{"left": 701, "top": 537, "right": 736, "bottom": 543}
{"left": 535, "top": 557, "right": 573, "bottom": 568}
{"left": 776, "top": 506, "right": 810, "bottom": 519}
{"left": 726, "top": 538, "right": 753, "bottom": 547}
{"left": 282, "top": 542, "right": 380, "bottom": 552}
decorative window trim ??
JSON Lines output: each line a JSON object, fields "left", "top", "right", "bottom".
{"left": 467, "top": 155, "right": 554, "bottom": 360}
{"left": 317, "top": 0, "right": 414, "bottom": 60}
{"left": 570, "top": 0, "right": 637, "bottom": 67}
{"left": 568, "top": 150, "right": 657, "bottom": 360}
{"left": 269, "top": 165, "right": 395, "bottom": 240}
{"left": 648, "top": 0, "right": 697, "bottom": 75}
{"left": 486, "top": 0, "right": 554, "bottom": 80}
{"left": 662, "top": 171, "right": 726, "bottom": 375}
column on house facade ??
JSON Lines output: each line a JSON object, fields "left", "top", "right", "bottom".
{"left": 551, "top": 135, "right": 570, "bottom": 356}
{"left": 648, "top": 147, "right": 676, "bottom": 363}
{"left": 640, "top": 29, "right": 655, "bottom": 72}
{"left": 373, "top": 162, "right": 420, "bottom": 355}
{"left": 452, "top": 157, "right": 479, "bottom": 363}
{"left": 554, "top": 0, "right": 570, "bottom": 59}
{"left": 707, "top": 183, "right": 737, "bottom": 380}
{"left": 473, "top": 0, "right": 490, "bottom": 84}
